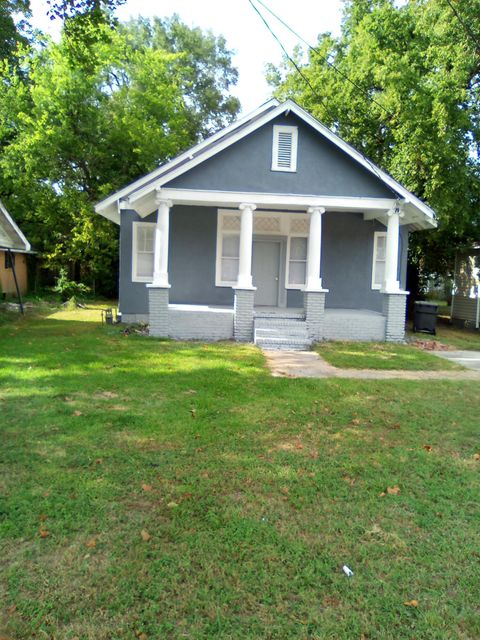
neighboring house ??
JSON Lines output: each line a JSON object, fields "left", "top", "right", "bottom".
{"left": 0, "top": 201, "right": 31, "bottom": 299}
{"left": 95, "top": 99, "right": 437, "bottom": 347}
{"left": 451, "top": 245, "right": 480, "bottom": 330}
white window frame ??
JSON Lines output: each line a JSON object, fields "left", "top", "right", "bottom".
{"left": 215, "top": 211, "right": 241, "bottom": 287}
{"left": 371, "top": 231, "right": 387, "bottom": 290}
{"left": 132, "top": 221, "right": 155, "bottom": 283}
{"left": 285, "top": 235, "right": 308, "bottom": 290}
{"left": 271, "top": 125, "right": 298, "bottom": 172}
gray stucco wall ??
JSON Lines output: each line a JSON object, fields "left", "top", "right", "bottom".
{"left": 119, "top": 207, "right": 408, "bottom": 316}
{"left": 164, "top": 113, "right": 395, "bottom": 199}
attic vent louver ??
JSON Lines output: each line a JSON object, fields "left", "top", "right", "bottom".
{"left": 272, "top": 125, "right": 298, "bottom": 172}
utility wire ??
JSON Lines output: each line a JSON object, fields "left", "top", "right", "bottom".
{"left": 253, "top": 0, "right": 395, "bottom": 120}
{"left": 445, "top": 0, "right": 480, "bottom": 55}
{"left": 247, "top": 0, "right": 400, "bottom": 197}
{"left": 247, "top": 0, "right": 339, "bottom": 125}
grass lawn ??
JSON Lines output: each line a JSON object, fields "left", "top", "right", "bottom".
{"left": 428, "top": 323, "right": 480, "bottom": 351}
{"left": 314, "top": 341, "right": 461, "bottom": 370}
{"left": 1, "top": 307, "right": 480, "bottom": 639}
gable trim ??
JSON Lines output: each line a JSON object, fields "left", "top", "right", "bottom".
{"left": 0, "top": 201, "right": 31, "bottom": 252}
{"left": 95, "top": 98, "right": 280, "bottom": 216}
{"left": 96, "top": 99, "right": 436, "bottom": 229}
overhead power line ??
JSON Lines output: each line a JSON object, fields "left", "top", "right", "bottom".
{"left": 445, "top": 0, "right": 480, "bottom": 55}
{"left": 253, "top": 0, "right": 395, "bottom": 120}
{"left": 247, "top": 0, "right": 400, "bottom": 197}
{"left": 247, "top": 0, "right": 339, "bottom": 125}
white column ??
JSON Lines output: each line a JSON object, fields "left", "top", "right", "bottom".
{"left": 305, "top": 206, "right": 326, "bottom": 290}
{"left": 152, "top": 197, "right": 172, "bottom": 287}
{"left": 383, "top": 204, "right": 403, "bottom": 292}
{"left": 237, "top": 203, "right": 256, "bottom": 289}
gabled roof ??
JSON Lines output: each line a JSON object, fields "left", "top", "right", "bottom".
{"left": 95, "top": 99, "right": 437, "bottom": 229}
{"left": 0, "top": 200, "right": 31, "bottom": 252}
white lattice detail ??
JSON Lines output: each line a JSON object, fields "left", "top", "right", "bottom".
{"left": 254, "top": 217, "right": 281, "bottom": 233}
{"left": 222, "top": 215, "right": 241, "bottom": 231}
{"left": 290, "top": 218, "right": 309, "bottom": 234}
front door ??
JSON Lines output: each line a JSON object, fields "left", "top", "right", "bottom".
{"left": 252, "top": 240, "right": 280, "bottom": 306}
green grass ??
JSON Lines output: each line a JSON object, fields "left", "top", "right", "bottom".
{"left": 431, "top": 323, "right": 480, "bottom": 350}
{"left": 1, "top": 307, "right": 480, "bottom": 639}
{"left": 314, "top": 341, "right": 461, "bottom": 370}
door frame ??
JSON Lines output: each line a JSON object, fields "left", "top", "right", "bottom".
{"left": 252, "top": 235, "right": 287, "bottom": 308}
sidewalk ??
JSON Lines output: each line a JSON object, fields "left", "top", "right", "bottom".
{"left": 263, "top": 349, "right": 480, "bottom": 380}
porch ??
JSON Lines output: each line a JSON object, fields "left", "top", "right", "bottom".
{"left": 144, "top": 189, "right": 408, "bottom": 345}
{"left": 166, "top": 303, "right": 386, "bottom": 347}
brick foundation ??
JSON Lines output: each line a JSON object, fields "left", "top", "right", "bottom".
{"left": 234, "top": 288, "right": 255, "bottom": 342}
{"left": 383, "top": 291, "right": 408, "bottom": 342}
{"left": 147, "top": 285, "right": 169, "bottom": 337}
{"left": 304, "top": 290, "right": 327, "bottom": 341}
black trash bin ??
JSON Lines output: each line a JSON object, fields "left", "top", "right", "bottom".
{"left": 413, "top": 301, "right": 438, "bottom": 335}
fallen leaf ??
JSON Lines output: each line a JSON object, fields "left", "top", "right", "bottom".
{"left": 387, "top": 486, "right": 401, "bottom": 495}
{"left": 140, "top": 529, "right": 151, "bottom": 541}
{"left": 391, "top": 423, "right": 401, "bottom": 430}
{"left": 142, "top": 484, "right": 153, "bottom": 492}
{"left": 423, "top": 444, "right": 433, "bottom": 452}
{"left": 351, "top": 418, "right": 361, "bottom": 426}
{"left": 190, "top": 408, "right": 196, "bottom": 418}
{"left": 167, "top": 501, "right": 179, "bottom": 509}
{"left": 86, "top": 538, "right": 97, "bottom": 549}
{"left": 343, "top": 476, "right": 355, "bottom": 486}
{"left": 403, "top": 599, "right": 418, "bottom": 607}
{"left": 473, "top": 453, "right": 480, "bottom": 461}
{"left": 295, "top": 443, "right": 304, "bottom": 449}
{"left": 74, "top": 410, "right": 83, "bottom": 417}
{"left": 7, "top": 604, "right": 17, "bottom": 614}
{"left": 379, "top": 492, "right": 386, "bottom": 497}
{"left": 39, "top": 529, "right": 49, "bottom": 538}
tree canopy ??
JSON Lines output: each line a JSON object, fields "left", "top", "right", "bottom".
{"left": 0, "top": 15, "right": 239, "bottom": 293}
{"left": 268, "top": 0, "right": 480, "bottom": 285}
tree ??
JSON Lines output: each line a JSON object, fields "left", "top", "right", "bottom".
{"left": 268, "top": 0, "right": 480, "bottom": 292}
{"left": 0, "top": 17, "right": 239, "bottom": 293}
{"left": 0, "top": 0, "right": 31, "bottom": 64}
{"left": 46, "top": 0, "right": 125, "bottom": 21}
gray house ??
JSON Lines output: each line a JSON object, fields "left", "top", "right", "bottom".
{"left": 95, "top": 99, "right": 437, "bottom": 348}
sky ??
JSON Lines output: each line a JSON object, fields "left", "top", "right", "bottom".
{"left": 28, "top": 0, "right": 344, "bottom": 113}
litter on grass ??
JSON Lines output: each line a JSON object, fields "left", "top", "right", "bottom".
{"left": 342, "top": 565, "right": 354, "bottom": 577}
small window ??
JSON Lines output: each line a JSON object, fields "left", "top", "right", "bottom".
{"left": 272, "top": 125, "right": 298, "bottom": 172}
{"left": 132, "top": 222, "right": 155, "bottom": 282}
{"left": 287, "top": 236, "right": 307, "bottom": 288}
{"left": 219, "top": 233, "right": 240, "bottom": 285}
{"left": 4, "top": 252, "right": 15, "bottom": 269}
{"left": 372, "top": 231, "right": 387, "bottom": 289}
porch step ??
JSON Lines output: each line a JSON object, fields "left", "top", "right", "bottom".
{"left": 254, "top": 316, "right": 311, "bottom": 351}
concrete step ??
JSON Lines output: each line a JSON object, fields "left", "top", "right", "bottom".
{"left": 255, "top": 337, "right": 311, "bottom": 351}
{"left": 255, "top": 327, "right": 309, "bottom": 338}
{"left": 254, "top": 315, "right": 311, "bottom": 351}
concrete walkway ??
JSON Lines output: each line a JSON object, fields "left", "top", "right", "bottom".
{"left": 432, "top": 350, "right": 480, "bottom": 372}
{"left": 263, "top": 349, "right": 480, "bottom": 380}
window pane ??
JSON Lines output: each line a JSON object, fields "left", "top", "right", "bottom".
{"left": 290, "top": 237, "right": 307, "bottom": 260}
{"left": 374, "top": 260, "right": 385, "bottom": 286}
{"left": 289, "top": 261, "right": 306, "bottom": 285}
{"left": 137, "top": 225, "right": 155, "bottom": 252}
{"left": 221, "top": 257, "right": 239, "bottom": 282}
{"left": 376, "top": 235, "right": 386, "bottom": 261}
{"left": 137, "top": 252, "right": 154, "bottom": 279}
{"left": 222, "top": 234, "right": 240, "bottom": 258}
